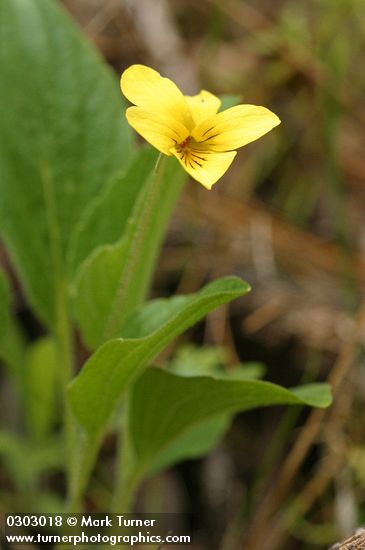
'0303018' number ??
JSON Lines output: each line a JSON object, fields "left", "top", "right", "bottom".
{"left": 6, "top": 515, "right": 63, "bottom": 527}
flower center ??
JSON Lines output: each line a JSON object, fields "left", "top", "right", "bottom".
{"left": 176, "top": 136, "right": 190, "bottom": 152}
{"left": 174, "top": 136, "right": 206, "bottom": 169}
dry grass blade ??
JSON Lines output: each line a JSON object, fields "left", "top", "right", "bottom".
{"left": 243, "top": 300, "right": 365, "bottom": 550}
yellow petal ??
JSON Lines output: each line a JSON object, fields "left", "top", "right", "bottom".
{"left": 170, "top": 147, "right": 236, "bottom": 190}
{"left": 191, "top": 104, "right": 280, "bottom": 151}
{"left": 126, "top": 107, "right": 189, "bottom": 156}
{"left": 121, "top": 64, "right": 193, "bottom": 131}
{"left": 185, "top": 90, "right": 221, "bottom": 126}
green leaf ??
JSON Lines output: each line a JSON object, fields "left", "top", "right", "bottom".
{"left": 148, "top": 415, "right": 231, "bottom": 475}
{"left": 222, "top": 362, "right": 266, "bottom": 380}
{"left": 0, "top": 0, "right": 133, "bottom": 328}
{"left": 0, "top": 432, "right": 31, "bottom": 490}
{"left": 68, "top": 147, "right": 157, "bottom": 276}
{"left": 0, "top": 269, "right": 24, "bottom": 376}
{"left": 168, "top": 344, "right": 228, "bottom": 376}
{"left": 0, "top": 432, "right": 63, "bottom": 491}
{"left": 73, "top": 238, "right": 129, "bottom": 348}
{"left": 125, "top": 368, "right": 332, "bottom": 480}
{"left": 69, "top": 276, "right": 251, "bottom": 437}
{"left": 169, "top": 343, "right": 265, "bottom": 380}
{"left": 147, "top": 351, "right": 266, "bottom": 475}
{"left": 24, "top": 337, "right": 59, "bottom": 441}
{"left": 73, "top": 155, "right": 186, "bottom": 349}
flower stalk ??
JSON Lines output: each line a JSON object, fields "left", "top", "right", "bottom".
{"left": 111, "top": 153, "right": 166, "bottom": 512}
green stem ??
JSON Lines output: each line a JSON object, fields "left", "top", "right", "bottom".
{"left": 103, "top": 153, "right": 166, "bottom": 341}
{"left": 111, "top": 154, "right": 166, "bottom": 512}
{"left": 66, "top": 435, "right": 100, "bottom": 513}
{"left": 112, "top": 392, "right": 144, "bottom": 512}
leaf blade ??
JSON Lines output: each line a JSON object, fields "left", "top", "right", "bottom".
{"left": 126, "top": 368, "right": 332, "bottom": 476}
{"left": 69, "top": 276, "right": 251, "bottom": 436}
{"left": 0, "top": 0, "right": 133, "bottom": 326}
{"left": 68, "top": 147, "right": 157, "bottom": 277}
{"left": 73, "top": 155, "right": 186, "bottom": 349}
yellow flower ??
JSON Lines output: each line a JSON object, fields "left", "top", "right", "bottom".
{"left": 120, "top": 64, "right": 280, "bottom": 190}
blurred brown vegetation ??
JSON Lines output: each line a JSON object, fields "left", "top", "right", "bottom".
{"left": 24, "top": 0, "right": 365, "bottom": 548}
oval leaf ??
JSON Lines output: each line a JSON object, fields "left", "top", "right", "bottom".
{"left": 0, "top": 0, "right": 133, "bottom": 327}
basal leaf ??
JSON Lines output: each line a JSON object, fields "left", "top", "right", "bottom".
{"left": 73, "top": 238, "right": 129, "bottom": 349}
{"left": 73, "top": 156, "right": 186, "bottom": 349}
{"left": 168, "top": 344, "right": 228, "bottom": 377}
{"left": 168, "top": 343, "right": 266, "bottom": 380}
{"left": 68, "top": 277, "right": 251, "bottom": 437}
{"left": 221, "top": 363, "right": 266, "bottom": 380}
{"left": 0, "top": 431, "right": 63, "bottom": 491}
{"left": 0, "top": 0, "right": 133, "bottom": 327}
{"left": 24, "top": 338, "right": 59, "bottom": 441}
{"left": 68, "top": 147, "right": 157, "bottom": 276}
